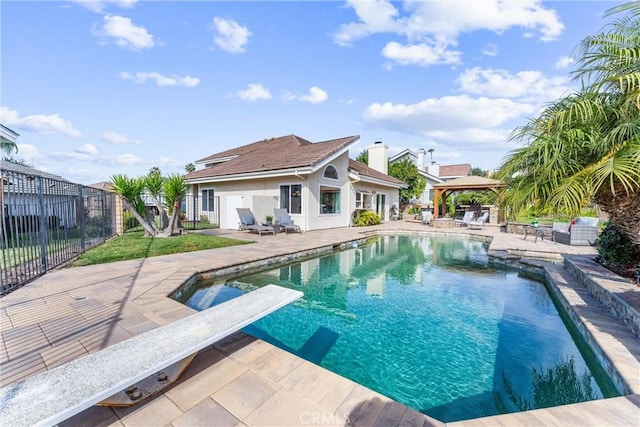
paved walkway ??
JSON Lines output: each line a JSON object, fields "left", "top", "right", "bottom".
{"left": 1, "top": 220, "right": 638, "bottom": 426}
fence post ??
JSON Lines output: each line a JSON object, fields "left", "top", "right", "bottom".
{"left": 37, "top": 177, "right": 48, "bottom": 273}
{"left": 78, "top": 186, "right": 86, "bottom": 252}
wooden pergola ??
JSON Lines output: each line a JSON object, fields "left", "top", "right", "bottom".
{"left": 432, "top": 176, "right": 506, "bottom": 221}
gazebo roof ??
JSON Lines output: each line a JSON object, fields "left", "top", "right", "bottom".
{"left": 432, "top": 175, "right": 506, "bottom": 190}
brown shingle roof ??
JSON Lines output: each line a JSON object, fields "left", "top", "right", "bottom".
{"left": 348, "top": 159, "right": 406, "bottom": 187}
{"left": 186, "top": 134, "right": 359, "bottom": 180}
{"left": 427, "top": 163, "right": 472, "bottom": 177}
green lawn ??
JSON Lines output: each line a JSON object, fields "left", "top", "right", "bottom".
{"left": 67, "top": 231, "right": 251, "bottom": 267}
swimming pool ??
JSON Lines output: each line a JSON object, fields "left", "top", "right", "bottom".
{"left": 173, "top": 235, "right": 618, "bottom": 422}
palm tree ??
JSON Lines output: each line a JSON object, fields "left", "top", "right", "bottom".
{"left": 497, "top": 2, "right": 640, "bottom": 245}
{"left": 1, "top": 139, "right": 17, "bottom": 157}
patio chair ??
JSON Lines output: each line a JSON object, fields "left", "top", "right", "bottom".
{"left": 236, "top": 208, "right": 275, "bottom": 236}
{"left": 274, "top": 208, "right": 302, "bottom": 234}
{"left": 468, "top": 212, "right": 489, "bottom": 230}
{"left": 422, "top": 210, "right": 433, "bottom": 225}
{"left": 552, "top": 217, "right": 599, "bottom": 246}
{"left": 454, "top": 211, "right": 476, "bottom": 227}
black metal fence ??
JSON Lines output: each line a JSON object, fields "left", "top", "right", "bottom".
{"left": 1, "top": 164, "right": 116, "bottom": 295}
{"left": 182, "top": 193, "right": 220, "bottom": 229}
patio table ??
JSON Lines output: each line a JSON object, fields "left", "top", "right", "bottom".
{"left": 523, "top": 225, "right": 552, "bottom": 243}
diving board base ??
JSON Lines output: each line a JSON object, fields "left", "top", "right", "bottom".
{"left": 97, "top": 352, "right": 197, "bottom": 407}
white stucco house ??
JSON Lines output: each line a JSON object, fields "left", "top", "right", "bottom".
{"left": 183, "top": 135, "right": 406, "bottom": 231}
{"left": 389, "top": 148, "right": 473, "bottom": 207}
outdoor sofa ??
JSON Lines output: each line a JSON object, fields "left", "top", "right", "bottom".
{"left": 552, "top": 217, "right": 599, "bottom": 246}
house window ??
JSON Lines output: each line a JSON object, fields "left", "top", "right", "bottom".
{"left": 323, "top": 165, "right": 338, "bottom": 180}
{"left": 280, "top": 184, "right": 302, "bottom": 214}
{"left": 355, "top": 191, "right": 372, "bottom": 210}
{"left": 320, "top": 186, "right": 340, "bottom": 214}
{"left": 201, "top": 189, "right": 215, "bottom": 212}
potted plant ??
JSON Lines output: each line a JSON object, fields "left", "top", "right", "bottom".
{"left": 265, "top": 215, "right": 273, "bottom": 225}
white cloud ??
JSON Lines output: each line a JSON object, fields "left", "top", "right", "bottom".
{"left": 382, "top": 41, "right": 462, "bottom": 67}
{"left": 101, "top": 131, "right": 142, "bottom": 145}
{"left": 482, "top": 43, "right": 499, "bottom": 57}
{"left": 119, "top": 71, "right": 200, "bottom": 87}
{"left": 283, "top": 87, "right": 329, "bottom": 104}
{"left": 555, "top": 55, "right": 575, "bottom": 69}
{"left": 236, "top": 83, "right": 271, "bottom": 101}
{"left": 73, "top": 0, "right": 137, "bottom": 14}
{"left": 93, "top": 15, "right": 154, "bottom": 50}
{"left": 457, "top": 67, "right": 571, "bottom": 102}
{"left": 76, "top": 144, "right": 98, "bottom": 155}
{"left": 299, "top": 87, "right": 329, "bottom": 104}
{"left": 211, "top": 17, "right": 251, "bottom": 53}
{"left": 14, "top": 144, "right": 42, "bottom": 161}
{"left": 0, "top": 107, "right": 81, "bottom": 137}
{"left": 113, "top": 154, "right": 140, "bottom": 165}
{"left": 362, "top": 95, "right": 535, "bottom": 147}
{"left": 334, "top": 0, "right": 564, "bottom": 66}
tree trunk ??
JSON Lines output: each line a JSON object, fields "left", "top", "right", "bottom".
{"left": 120, "top": 199, "right": 157, "bottom": 237}
{"left": 149, "top": 194, "right": 169, "bottom": 229}
{"left": 594, "top": 189, "right": 640, "bottom": 245}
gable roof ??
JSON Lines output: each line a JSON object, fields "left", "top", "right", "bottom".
{"left": 348, "top": 159, "right": 406, "bottom": 188}
{"left": 427, "top": 163, "right": 471, "bottom": 178}
{"left": 389, "top": 148, "right": 416, "bottom": 163}
{"left": 432, "top": 175, "right": 505, "bottom": 189}
{"left": 186, "top": 134, "right": 359, "bottom": 181}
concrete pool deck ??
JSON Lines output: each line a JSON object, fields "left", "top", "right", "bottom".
{"left": 1, "top": 220, "right": 638, "bottom": 426}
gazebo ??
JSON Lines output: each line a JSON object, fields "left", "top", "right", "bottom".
{"left": 432, "top": 176, "right": 506, "bottom": 221}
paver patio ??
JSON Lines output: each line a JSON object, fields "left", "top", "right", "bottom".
{"left": 1, "top": 220, "right": 638, "bottom": 426}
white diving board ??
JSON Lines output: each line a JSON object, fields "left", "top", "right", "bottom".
{"left": 0, "top": 284, "right": 303, "bottom": 427}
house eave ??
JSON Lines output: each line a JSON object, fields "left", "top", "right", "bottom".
{"left": 351, "top": 174, "right": 407, "bottom": 189}
{"left": 185, "top": 166, "right": 314, "bottom": 184}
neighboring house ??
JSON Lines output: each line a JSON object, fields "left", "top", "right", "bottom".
{"left": 184, "top": 135, "right": 406, "bottom": 231}
{"left": 1, "top": 160, "right": 78, "bottom": 229}
{"left": 389, "top": 148, "right": 443, "bottom": 206}
{"left": 1, "top": 124, "right": 19, "bottom": 150}
{"left": 425, "top": 163, "right": 472, "bottom": 181}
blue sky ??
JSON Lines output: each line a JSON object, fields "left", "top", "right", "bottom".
{"left": 1, "top": 0, "right": 623, "bottom": 184}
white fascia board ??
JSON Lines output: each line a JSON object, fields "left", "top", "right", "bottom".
{"left": 419, "top": 170, "right": 443, "bottom": 183}
{"left": 186, "top": 167, "right": 313, "bottom": 184}
{"left": 358, "top": 175, "right": 407, "bottom": 189}
{"left": 194, "top": 155, "right": 238, "bottom": 166}
{"left": 389, "top": 148, "right": 415, "bottom": 163}
{"left": 0, "top": 125, "right": 19, "bottom": 143}
{"left": 309, "top": 145, "right": 352, "bottom": 173}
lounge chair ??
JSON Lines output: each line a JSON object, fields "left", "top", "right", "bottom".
{"left": 454, "top": 211, "right": 476, "bottom": 227}
{"left": 236, "top": 208, "right": 275, "bottom": 236}
{"left": 422, "top": 210, "right": 433, "bottom": 225}
{"left": 468, "top": 212, "right": 489, "bottom": 230}
{"left": 274, "top": 208, "right": 302, "bottom": 234}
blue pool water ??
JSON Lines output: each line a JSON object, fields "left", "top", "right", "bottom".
{"left": 176, "top": 235, "right": 617, "bottom": 422}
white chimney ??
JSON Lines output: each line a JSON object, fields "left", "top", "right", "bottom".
{"left": 367, "top": 141, "right": 388, "bottom": 174}
{"left": 416, "top": 148, "right": 426, "bottom": 171}
{"left": 429, "top": 163, "right": 440, "bottom": 178}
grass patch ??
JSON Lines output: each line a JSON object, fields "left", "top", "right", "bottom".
{"left": 68, "top": 231, "right": 251, "bottom": 267}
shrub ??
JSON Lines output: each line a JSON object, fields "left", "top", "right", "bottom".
{"left": 352, "top": 210, "right": 381, "bottom": 227}
{"left": 199, "top": 214, "right": 210, "bottom": 224}
{"left": 594, "top": 222, "right": 640, "bottom": 269}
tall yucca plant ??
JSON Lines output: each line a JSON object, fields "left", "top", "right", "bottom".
{"left": 111, "top": 174, "right": 157, "bottom": 237}
{"left": 163, "top": 174, "right": 187, "bottom": 236}
{"left": 497, "top": 1, "right": 640, "bottom": 244}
